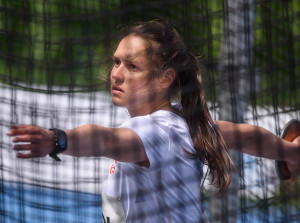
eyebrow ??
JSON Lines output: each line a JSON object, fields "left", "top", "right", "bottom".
{"left": 112, "top": 54, "right": 143, "bottom": 64}
{"left": 112, "top": 56, "right": 119, "bottom": 61}
{"left": 114, "top": 47, "right": 147, "bottom": 61}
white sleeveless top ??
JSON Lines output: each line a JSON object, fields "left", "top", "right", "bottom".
{"left": 102, "top": 110, "right": 207, "bottom": 223}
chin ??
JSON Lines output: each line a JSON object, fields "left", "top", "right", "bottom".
{"left": 112, "top": 97, "right": 126, "bottom": 107}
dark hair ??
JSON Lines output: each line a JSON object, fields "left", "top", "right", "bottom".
{"left": 120, "top": 20, "right": 233, "bottom": 192}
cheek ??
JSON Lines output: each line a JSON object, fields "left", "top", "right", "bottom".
{"left": 134, "top": 82, "right": 158, "bottom": 101}
{"left": 131, "top": 78, "right": 150, "bottom": 91}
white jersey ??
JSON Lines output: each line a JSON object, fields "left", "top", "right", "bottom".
{"left": 102, "top": 110, "right": 206, "bottom": 223}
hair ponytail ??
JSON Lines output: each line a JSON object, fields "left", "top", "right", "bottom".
{"left": 123, "top": 20, "right": 233, "bottom": 192}
{"left": 176, "top": 52, "right": 233, "bottom": 192}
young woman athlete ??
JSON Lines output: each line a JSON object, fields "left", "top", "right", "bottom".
{"left": 7, "top": 21, "right": 300, "bottom": 222}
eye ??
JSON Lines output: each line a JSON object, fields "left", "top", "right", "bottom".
{"left": 129, "top": 63, "right": 138, "bottom": 71}
{"left": 113, "top": 57, "right": 120, "bottom": 67}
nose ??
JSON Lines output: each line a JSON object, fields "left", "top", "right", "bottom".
{"left": 111, "top": 65, "right": 125, "bottom": 83}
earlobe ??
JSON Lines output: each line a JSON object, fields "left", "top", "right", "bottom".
{"left": 161, "top": 68, "right": 176, "bottom": 88}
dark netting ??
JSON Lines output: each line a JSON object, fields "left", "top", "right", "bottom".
{"left": 0, "top": 0, "right": 299, "bottom": 222}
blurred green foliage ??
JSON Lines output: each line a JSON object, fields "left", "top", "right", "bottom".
{"left": 254, "top": 0, "right": 300, "bottom": 106}
{"left": 0, "top": 0, "right": 299, "bottom": 104}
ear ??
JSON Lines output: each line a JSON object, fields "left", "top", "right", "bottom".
{"left": 160, "top": 68, "right": 176, "bottom": 89}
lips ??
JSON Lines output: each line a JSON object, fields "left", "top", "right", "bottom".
{"left": 112, "top": 85, "right": 124, "bottom": 94}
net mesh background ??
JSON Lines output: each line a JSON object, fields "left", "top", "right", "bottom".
{"left": 0, "top": 0, "right": 300, "bottom": 222}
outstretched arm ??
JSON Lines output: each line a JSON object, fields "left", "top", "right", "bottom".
{"left": 7, "top": 125, "right": 148, "bottom": 163}
{"left": 216, "top": 120, "right": 300, "bottom": 180}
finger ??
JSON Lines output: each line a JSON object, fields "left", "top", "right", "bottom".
{"left": 11, "top": 135, "right": 41, "bottom": 144}
{"left": 292, "top": 135, "right": 300, "bottom": 144}
{"left": 16, "top": 150, "right": 45, "bottom": 159}
{"left": 7, "top": 125, "right": 41, "bottom": 136}
{"left": 13, "top": 144, "right": 32, "bottom": 151}
{"left": 11, "top": 124, "right": 34, "bottom": 128}
{"left": 16, "top": 152, "right": 36, "bottom": 159}
{"left": 8, "top": 125, "right": 28, "bottom": 133}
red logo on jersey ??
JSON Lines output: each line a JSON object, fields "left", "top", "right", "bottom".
{"left": 110, "top": 160, "right": 117, "bottom": 175}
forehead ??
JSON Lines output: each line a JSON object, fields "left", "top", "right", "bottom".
{"left": 114, "top": 35, "right": 148, "bottom": 60}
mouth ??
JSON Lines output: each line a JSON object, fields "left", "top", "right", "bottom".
{"left": 111, "top": 85, "right": 124, "bottom": 94}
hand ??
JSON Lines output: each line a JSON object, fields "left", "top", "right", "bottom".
{"left": 7, "top": 125, "right": 55, "bottom": 159}
{"left": 286, "top": 135, "right": 300, "bottom": 181}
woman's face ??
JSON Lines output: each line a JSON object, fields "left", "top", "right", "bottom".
{"left": 110, "top": 35, "right": 161, "bottom": 114}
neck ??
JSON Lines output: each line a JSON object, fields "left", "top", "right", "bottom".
{"left": 128, "top": 99, "right": 173, "bottom": 117}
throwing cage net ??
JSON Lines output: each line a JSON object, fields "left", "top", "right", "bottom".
{"left": 0, "top": 0, "right": 299, "bottom": 222}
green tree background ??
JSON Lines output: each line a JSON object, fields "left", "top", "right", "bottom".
{"left": 1, "top": 0, "right": 299, "bottom": 105}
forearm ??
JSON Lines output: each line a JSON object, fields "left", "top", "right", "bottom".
{"left": 216, "top": 121, "right": 300, "bottom": 164}
{"left": 63, "top": 124, "right": 110, "bottom": 157}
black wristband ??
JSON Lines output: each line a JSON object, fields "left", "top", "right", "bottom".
{"left": 49, "top": 128, "right": 68, "bottom": 161}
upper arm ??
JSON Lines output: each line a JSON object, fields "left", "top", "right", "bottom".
{"left": 216, "top": 120, "right": 267, "bottom": 156}
{"left": 215, "top": 120, "right": 236, "bottom": 149}
{"left": 64, "top": 125, "right": 148, "bottom": 164}
{"left": 216, "top": 120, "right": 255, "bottom": 151}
